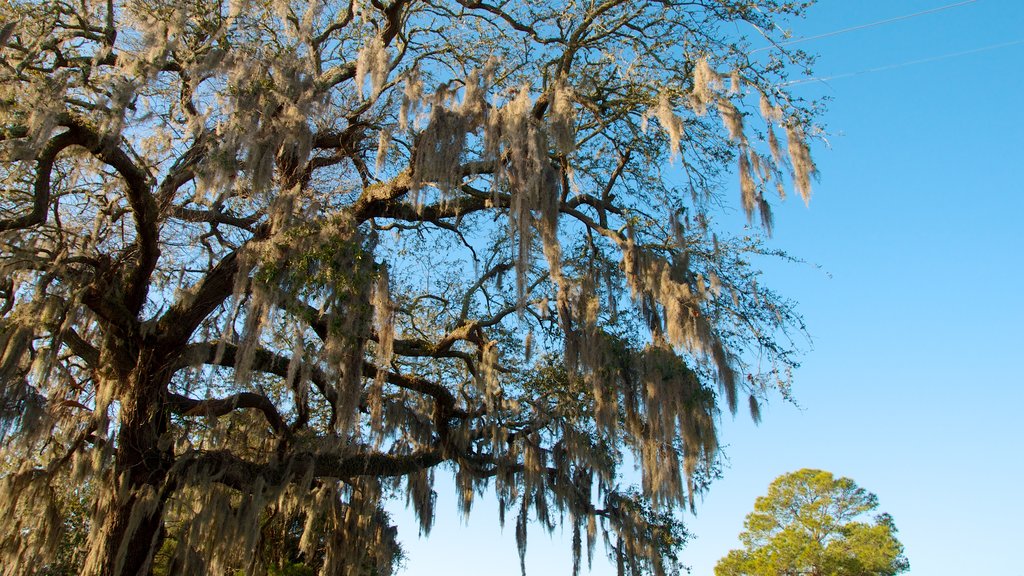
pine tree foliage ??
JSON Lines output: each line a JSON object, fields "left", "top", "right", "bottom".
{"left": 0, "top": 0, "right": 818, "bottom": 574}
{"left": 715, "top": 469, "right": 910, "bottom": 576}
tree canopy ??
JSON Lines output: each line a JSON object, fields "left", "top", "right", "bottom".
{"left": 0, "top": 0, "right": 820, "bottom": 574}
{"left": 715, "top": 469, "right": 910, "bottom": 576}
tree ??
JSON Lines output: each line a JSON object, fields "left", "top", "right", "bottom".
{"left": 715, "top": 469, "right": 910, "bottom": 576}
{"left": 0, "top": 0, "right": 819, "bottom": 575}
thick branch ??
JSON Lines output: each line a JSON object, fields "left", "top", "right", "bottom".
{"left": 178, "top": 447, "right": 445, "bottom": 491}
{"left": 156, "top": 136, "right": 207, "bottom": 204}
{"left": 54, "top": 115, "right": 158, "bottom": 314}
{"left": 361, "top": 361, "right": 463, "bottom": 417}
{"left": 314, "top": 448, "right": 444, "bottom": 478}
{"left": 175, "top": 341, "right": 339, "bottom": 415}
{"left": 154, "top": 222, "right": 269, "bottom": 350}
{"left": 352, "top": 171, "right": 413, "bottom": 222}
{"left": 0, "top": 130, "right": 80, "bottom": 231}
{"left": 167, "top": 391, "right": 286, "bottom": 434}
{"left": 61, "top": 327, "right": 101, "bottom": 367}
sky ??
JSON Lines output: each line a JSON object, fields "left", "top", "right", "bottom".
{"left": 391, "top": 1, "right": 1024, "bottom": 574}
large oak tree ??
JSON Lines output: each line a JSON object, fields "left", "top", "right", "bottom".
{"left": 0, "top": 0, "right": 819, "bottom": 574}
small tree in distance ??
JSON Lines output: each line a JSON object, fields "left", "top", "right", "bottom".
{"left": 715, "top": 469, "right": 910, "bottom": 576}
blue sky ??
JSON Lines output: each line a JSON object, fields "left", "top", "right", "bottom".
{"left": 392, "top": 1, "right": 1024, "bottom": 574}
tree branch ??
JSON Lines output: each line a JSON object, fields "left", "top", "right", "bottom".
{"left": 175, "top": 341, "right": 340, "bottom": 417}
{"left": 177, "top": 446, "right": 445, "bottom": 492}
{"left": 170, "top": 206, "right": 259, "bottom": 230}
{"left": 361, "top": 361, "right": 463, "bottom": 417}
{"left": 167, "top": 391, "right": 286, "bottom": 434}
{"left": 0, "top": 130, "right": 80, "bottom": 232}
{"left": 155, "top": 220, "right": 269, "bottom": 351}
{"left": 55, "top": 116, "right": 158, "bottom": 314}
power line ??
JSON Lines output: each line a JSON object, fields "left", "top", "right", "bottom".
{"left": 753, "top": 0, "right": 980, "bottom": 53}
{"left": 784, "top": 37, "right": 1024, "bottom": 86}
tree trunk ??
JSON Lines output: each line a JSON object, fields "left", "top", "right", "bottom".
{"left": 85, "top": 350, "right": 173, "bottom": 576}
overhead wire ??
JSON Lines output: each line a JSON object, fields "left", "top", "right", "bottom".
{"left": 754, "top": 0, "right": 980, "bottom": 53}
{"left": 750, "top": 0, "right": 1022, "bottom": 87}
{"left": 784, "top": 38, "right": 1024, "bottom": 86}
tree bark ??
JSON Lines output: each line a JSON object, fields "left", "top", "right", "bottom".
{"left": 85, "top": 350, "right": 173, "bottom": 576}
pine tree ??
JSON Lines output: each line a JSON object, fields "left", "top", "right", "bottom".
{"left": 716, "top": 470, "right": 910, "bottom": 576}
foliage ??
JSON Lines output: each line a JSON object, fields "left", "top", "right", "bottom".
{"left": 715, "top": 469, "right": 910, "bottom": 576}
{"left": 0, "top": 0, "right": 819, "bottom": 574}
